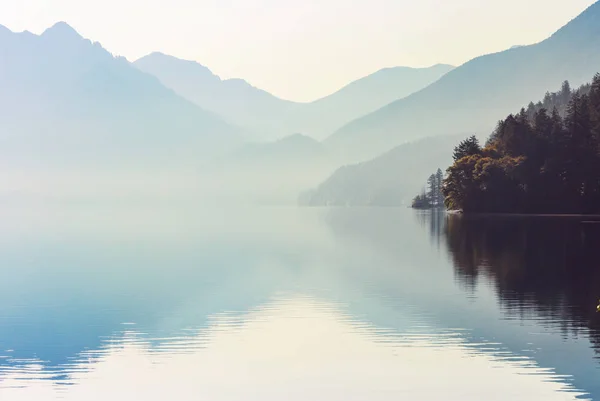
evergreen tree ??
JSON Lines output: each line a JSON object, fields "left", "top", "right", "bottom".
{"left": 435, "top": 168, "right": 444, "bottom": 206}
{"left": 453, "top": 135, "right": 481, "bottom": 161}
{"left": 560, "top": 80, "right": 572, "bottom": 104}
{"left": 427, "top": 174, "right": 436, "bottom": 204}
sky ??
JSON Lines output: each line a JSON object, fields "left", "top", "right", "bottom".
{"left": 0, "top": 0, "right": 597, "bottom": 102}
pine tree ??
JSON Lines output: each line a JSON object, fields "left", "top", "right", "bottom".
{"left": 533, "top": 108, "right": 552, "bottom": 139}
{"left": 427, "top": 174, "right": 436, "bottom": 205}
{"left": 561, "top": 80, "right": 572, "bottom": 104}
{"left": 435, "top": 168, "right": 444, "bottom": 206}
{"left": 453, "top": 135, "right": 481, "bottom": 161}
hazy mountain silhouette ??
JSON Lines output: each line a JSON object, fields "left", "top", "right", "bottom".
{"left": 134, "top": 53, "right": 453, "bottom": 141}
{"left": 211, "top": 134, "right": 336, "bottom": 205}
{"left": 325, "top": 1, "right": 600, "bottom": 162}
{"left": 232, "top": 133, "right": 327, "bottom": 165}
{"left": 291, "top": 64, "right": 454, "bottom": 140}
{"left": 0, "top": 22, "right": 242, "bottom": 168}
{"left": 134, "top": 52, "right": 297, "bottom": 142}
{"left": 301, "top": 135, "right": 462, "bottom": 207}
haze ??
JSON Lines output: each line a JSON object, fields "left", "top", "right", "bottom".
{"left": 1, "top": 0, "right": 595, "bottom": 102}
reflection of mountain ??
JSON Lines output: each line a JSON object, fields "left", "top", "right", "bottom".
{"left": 0, "top": 206, "right": 348, "bottom": 376}
{"left": 0, "top": 242, "right": 275, "bottom": 371}
{"left": 322, "top": 209, "right": 600, "bottom": 399}
{"left": 1, "top": 207, "right": 600, "bottom": 399}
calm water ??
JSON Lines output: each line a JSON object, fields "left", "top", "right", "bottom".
{"left": 0, "top": 205, "right": 599, "bottom": 400}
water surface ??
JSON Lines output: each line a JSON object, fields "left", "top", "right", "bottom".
{"left": 0, "top": 206, "right": 598, "bottom": 400}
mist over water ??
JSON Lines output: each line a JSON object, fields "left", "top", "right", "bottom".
{"left": 0, "top": 206, "right": 598, "bottom": 400}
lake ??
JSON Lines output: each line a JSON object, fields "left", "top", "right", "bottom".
{"left": 0, "top": 205, "right": 599, "bottom": 400}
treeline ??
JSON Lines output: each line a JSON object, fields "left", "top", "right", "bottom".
{"left": 524, "top": 80, "right": 591, "bottom": 120}
{"left": 412, "top": 168, "right": 444, "bottom": 209}
{"left": 443, "top": 73, "right": 600, "bottom": 214}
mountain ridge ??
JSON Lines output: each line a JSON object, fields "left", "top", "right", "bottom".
{"left": 324, "top": 0, "right": 600, "bottom": 162}
{"left": 134, "top": 52, "right": 454, "bottom": 141}
{"left": 0, "top": 22, "right": 243, "bottom": 168}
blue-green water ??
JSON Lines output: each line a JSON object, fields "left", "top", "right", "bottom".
{"left": 0, "top": 206, "right": 598, "bottom": 400}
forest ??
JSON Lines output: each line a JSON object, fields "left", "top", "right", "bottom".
{"left": 442, "top": 73, "right": 600, "bottom": 214}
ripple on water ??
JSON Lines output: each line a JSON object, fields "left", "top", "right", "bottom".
{"left": 0, "top": 294, "right": 592, "bottom": 401}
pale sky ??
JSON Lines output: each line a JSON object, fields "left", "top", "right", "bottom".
{"left": 0, "top": 0, "right": 596, "bottom": 102}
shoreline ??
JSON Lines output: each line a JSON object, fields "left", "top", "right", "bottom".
{"left": 453, "top": 211, "right": 600, "bottom": 219}
{"left": 413, "top": 208, "right": 600, "bottom": 219}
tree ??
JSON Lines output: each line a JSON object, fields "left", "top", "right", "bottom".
{"left": 453, "top": 135, "right": 481, "bottom": 161}
{"left": 526, "top": 102, "right": 536, "bottom": 120}
{"left": 533, "top": 108, "right": 551, "bottom": 139}
{"left": 435, "top": 168, "right": 444, "bottom": 206}
{"left": 560, "top": 80, "right": 572, "bottom": 104}
{"left": 412, "top": 190, "right": 431, "bottom": 209}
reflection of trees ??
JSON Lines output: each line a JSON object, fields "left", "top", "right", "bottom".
{"left": 439, "top": 214, "right": 600, "bottom": 355}
{"left": 414, "top": 209, "right": 445, "bottom": 250}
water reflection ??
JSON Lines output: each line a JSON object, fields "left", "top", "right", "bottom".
{"left": 422, "top": 212, "right": 600, "bottom": 399}
{"left": 0, "top": 206, "right": 599, "bottom": 400}
{"left": 0, "top": 295, "right": 589, "bottom": 401}
{"left": 442, "top": 214, "right": 600, "bottom": 355}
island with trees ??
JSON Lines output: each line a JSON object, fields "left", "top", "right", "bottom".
{"left": 413, "top": 73, "right": 600, "bottom": 214}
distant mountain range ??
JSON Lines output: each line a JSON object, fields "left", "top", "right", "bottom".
{"left": 0, "top": 22, "right": 242, "bottom": 168}
{"left": 134, "top": 53, "right": 453, "bottom": 141}
{"left": 301, "top": 135, "right": 462, "bottom": 207}
{"left": 325, "top": 0, "right": 600, "bottom": 162}
{"left": 207, "top": 134, "right": 337, "bottom": 205}
{"left": 2, "top": 1, "right": 600, "bottom": 206}
{"left": 291, "top": 64, "right": 455, "bottom": 141}
{"left": 134, "top": 52, "right": 297, "bottom": 142}
{"left": 230, "top": 134, "right": 327, "bottom": 167}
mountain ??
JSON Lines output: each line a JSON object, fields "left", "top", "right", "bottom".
{"left": 301, "top": 135, "right": 462, "bottom": 207}
{"left": 291, "top": 64, "right": 455, "bottom": 140}
{"left": 325, "top": 1, "right": 600, "bottom": 162}
{"left": 230, "top": 133, "right": 327, "bottom": 166}
{"left": 134, "top": 53, "right": 453, "bottom": 141}
{"left": 0, "top": 22, "right": 242, "bottom": 168}
{"left": 210, "top": 134, "right": 337, "bottom": 205}
{"left": 134, "top": 52, "right": 297, "bottom": 142}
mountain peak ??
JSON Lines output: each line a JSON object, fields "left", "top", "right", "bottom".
{"left": 430, "top": 63, "right": 455, "bottom": 69}
{"left": 138, "top": 52, "right": 208, "bottom": 68}
{"left": 42, "top": 22, "right": 83, "bottom": 41}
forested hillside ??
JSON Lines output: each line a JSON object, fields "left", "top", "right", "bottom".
{"left": 444, "top": 73, "right": 600, "bottom": 214}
